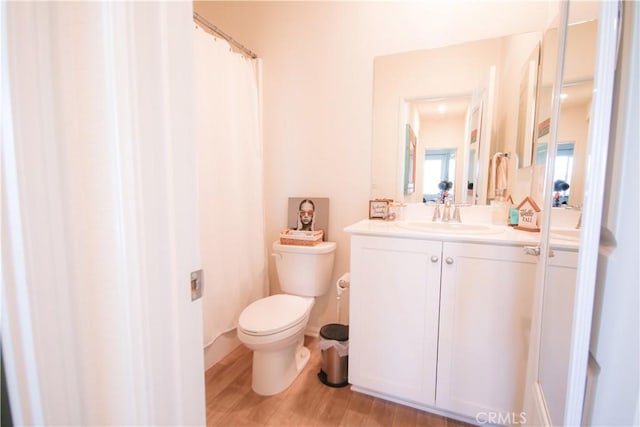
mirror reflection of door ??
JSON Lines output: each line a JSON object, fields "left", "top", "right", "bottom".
{"left": 423, "top": 149, "right": 456, "bottom": 202}
{"left": 466, "top": 105, "right": 481, "bottom": 203}
{"left": 536, "top": 141, "right": 575, "bottom": 205}
{"left": 407, "top": 95, "right": 470, "bottom": 203}
{"left": 536, "top": 78, "right": 593, "bottom": 207}
{"left": 465, "top": 66, "right": 496, "bottom": 205}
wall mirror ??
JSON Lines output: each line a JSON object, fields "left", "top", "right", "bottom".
{"left": 371, "top": 30, "right": 542, "bottom": 204}
{"left": 532, "top": 18, "right": 598, "bottom": 207}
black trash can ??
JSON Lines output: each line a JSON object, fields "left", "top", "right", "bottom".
{"left": 317, "top": 323, "right": 349, "bottom": 387}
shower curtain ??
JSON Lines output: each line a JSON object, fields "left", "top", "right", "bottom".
{"left": 194, "top": 25, "right": 266, "bottom": 348}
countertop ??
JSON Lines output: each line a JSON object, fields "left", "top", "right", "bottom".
{"left": 345, "top": 219, "right": 580, "bottom": 251}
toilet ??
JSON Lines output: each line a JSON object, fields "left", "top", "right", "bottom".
{"left": 237, "top": 240, "right": 336, "bottom": 396}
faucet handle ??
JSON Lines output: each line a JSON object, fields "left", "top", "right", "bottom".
{"left": 452, "top": 205, "right": 462, "bottom": 223}
{"left": 432, "top": 201, "right": 441, "bottom": 222}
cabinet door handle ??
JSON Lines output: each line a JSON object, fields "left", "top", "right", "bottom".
{"left": 445, "top": 257, "right": 454, "bottom": 265}
{"left": 430, "top": 255, "right": 439, "bottom": 263}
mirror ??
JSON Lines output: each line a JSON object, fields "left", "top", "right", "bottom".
{"left": 371, "top": 31, "right": 542, "bottom": 204}
{"left": 532, "top": 19, "right": 598, "bottom": 207}
{"left": 406, "top": 95, "right": 471, "bottom": 203}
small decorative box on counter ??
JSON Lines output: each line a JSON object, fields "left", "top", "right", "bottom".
{"left": 369, "top": 199, "right": 393, "bottom": 220}
{"left": 515, "top": 196, "right": 541, "bottom": 232}
{"left": 279, "top": 229, "right": 324, "bottom": 246}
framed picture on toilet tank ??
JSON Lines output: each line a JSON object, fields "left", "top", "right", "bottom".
{"left": 287, "top": 197, "right": 329, "bottom": 240}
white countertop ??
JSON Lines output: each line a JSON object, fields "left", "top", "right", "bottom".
{"left": 345, "top": 219, "right": 580, "bottom": 251}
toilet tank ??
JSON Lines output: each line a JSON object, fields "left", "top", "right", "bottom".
{"left": 272, "top": 241, "right": 336, "bottom": 297}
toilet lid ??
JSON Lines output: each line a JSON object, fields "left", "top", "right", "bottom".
{"left": 239, "top": 294, "right": 314, "bottom": 336}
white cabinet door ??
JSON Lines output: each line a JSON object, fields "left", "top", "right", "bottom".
{"left": 437, "top": 242, "right": 536, "bottom": 419}
{"left": 349, "top": 235, "right": 442, "bottom": 406}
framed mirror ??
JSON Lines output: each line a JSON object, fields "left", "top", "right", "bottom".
{"left": 371, "top": 31, "right": 542, "bottom": 204}
{"left": 533, "top": 19, "right": 598, "bottom": 207}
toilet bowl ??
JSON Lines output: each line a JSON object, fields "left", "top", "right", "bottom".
{"left": 237, "top": 240, "right": 336, "bottom": 396}
{"left": 238, "top": 294, "right": 314, "bottom": 396}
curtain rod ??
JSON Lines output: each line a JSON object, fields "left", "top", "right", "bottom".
{"left": 193, "top": 11, "right": 257, "bottom": 59}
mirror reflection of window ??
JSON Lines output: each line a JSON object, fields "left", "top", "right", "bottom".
{"left": 536, "top": 142, "right": 575, "bottom": 203}
{"left": 423, "top": 149, "right": 456, "bottom": 202}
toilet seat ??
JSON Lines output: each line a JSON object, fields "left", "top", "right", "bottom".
{"left": 239, "top": 294, "right": 314, "bottom": 336}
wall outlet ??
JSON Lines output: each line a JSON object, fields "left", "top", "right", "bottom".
{"left": 190, "top": 270, "right": 203, "bottom": 301}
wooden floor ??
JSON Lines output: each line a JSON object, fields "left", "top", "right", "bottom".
{"left": 205, "top": 336, "right": 472, "bottom": 426}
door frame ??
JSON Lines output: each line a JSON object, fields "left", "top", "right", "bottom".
{"left": 562, "top": 1, "right": 621, "bottom": 424}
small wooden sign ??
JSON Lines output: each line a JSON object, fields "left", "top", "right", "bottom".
{"left": 369, "top": 199, "right": 392, "bottom": 220}
{"left": 515, "top": 196, "right": 541, "bottom": 232}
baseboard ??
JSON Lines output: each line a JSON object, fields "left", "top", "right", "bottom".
{"left": 204, "top": 329, "right": 241, "bottom": 371}
{"left": 305, "top": 325, "right": 320, "bottom": 337}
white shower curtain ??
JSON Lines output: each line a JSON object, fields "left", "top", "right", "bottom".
{"left": 3, "top": 2, "right": 205, "bottom": 424}
{"left": 194, "top": 25, "right": 266, "bottom": 348}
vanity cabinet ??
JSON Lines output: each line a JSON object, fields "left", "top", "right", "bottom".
{"left": 436, "top": 242, "right": 536, "bottom": 419}
{"left": 349, "top": 235, "right": 442, "bottom": 406}
{"left": 348, "top": 234, "right": 540, "bottom": 420}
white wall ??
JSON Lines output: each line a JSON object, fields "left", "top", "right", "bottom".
{"left": 193, "top": 1, "right": 553, "bottom": 336}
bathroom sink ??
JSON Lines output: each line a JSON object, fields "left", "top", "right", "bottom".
{"left": 550, "top": 229, "right": 581, "bottom": 241}
{"left": 395, "top": 221, "right": 504, "bottom": 235}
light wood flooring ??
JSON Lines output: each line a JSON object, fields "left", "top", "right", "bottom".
{"left": 205, "top": 336, "right": 472, "bottom": 426}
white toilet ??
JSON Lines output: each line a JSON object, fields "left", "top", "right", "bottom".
{"left": 237, "top": 240, "right": 336, "bottom": 396}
